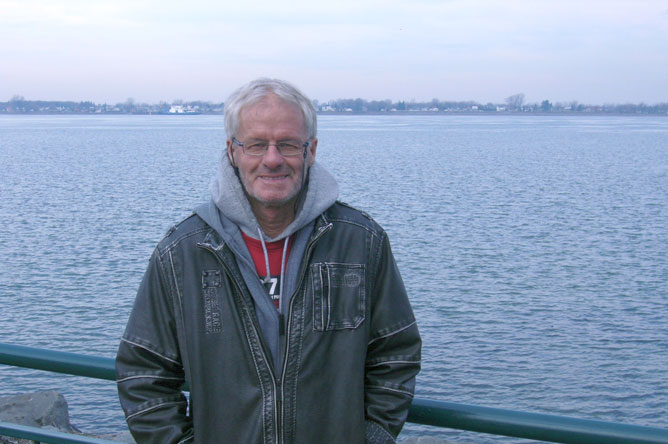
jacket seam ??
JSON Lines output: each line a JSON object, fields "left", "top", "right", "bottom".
{"left": 329, "top": 217, "right": 378, "bottom": 234}
{"left": 119, "top": 338, "right": 181, "bottom": 365}
{"left": 117, "top": 374, "right": 184, "bottom": 383}
{"left": 168, "top": 250, "right": 184, "bottom": 303}
{"left": 366, "top": 228, "right": 382, "bottom": 307}
{"left": 365, "top": 359, "right": 421, "bottom": 368}
{"left": 159, "top": 226, "right": 211, "bottom": 256}
{"left": 330, "top": 201, "right": 382, "bottom": 233}
{"left": 126, "top": 400, "right": 187, "bottom": 421}
{"left": 167, "top": 248, "right": 191, "bottom": 372}
{"left": 327, "top": 217, "right": 382, "bottom": 238}
{"left": 290, "top": 289, "right": 307, "bottom": 438}
{"left": 368, "top": 320, "right": 417, "bottom": 345}
{"left": 366, "top": 384, "right": 415, "bottom": 397}
{"left": 159, "top": 240, "right": 192, "bottom": 413}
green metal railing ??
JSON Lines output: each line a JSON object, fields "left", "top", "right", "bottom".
{"left": 1, "top": 342, "right": 668, "bottom": 444}
{"left": 0, "top": 421, "right": 120, "bottom": 444}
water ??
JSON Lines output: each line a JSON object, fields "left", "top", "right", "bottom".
{"left": 1, "top": 114, "right": 667, "bottom": 442}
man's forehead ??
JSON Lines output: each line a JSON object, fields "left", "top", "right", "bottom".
{"left": 241, "top": 94, "right": 299, "bottom": 115}
{"left": 238, "top": 94, "right": 306, "bottom": 135}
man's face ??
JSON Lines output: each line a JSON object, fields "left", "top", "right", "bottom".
{"left": 227, "top": 94, "right": 317, "bottom": 212}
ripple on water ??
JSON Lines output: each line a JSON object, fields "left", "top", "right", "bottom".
{"left": 2, "top": 115, "right": 668, "bottom": 440}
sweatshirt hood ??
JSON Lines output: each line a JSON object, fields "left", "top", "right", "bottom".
{"left": 208, "top": 153, "right": 339, "bottom": 241}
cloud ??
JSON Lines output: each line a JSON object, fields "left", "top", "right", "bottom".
{"left": 0, "top": 0, "right": 137, "bottom": 27}
{"left": 1, "top": 0, "right": 666, "bottom": 103}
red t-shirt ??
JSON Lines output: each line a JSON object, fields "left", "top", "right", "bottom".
{"left": 241, "top": 232, "right": 293, "bottom": 309}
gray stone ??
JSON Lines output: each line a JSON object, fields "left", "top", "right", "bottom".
{"left": 0, "top": 390, "right": 78, "bottom": 433}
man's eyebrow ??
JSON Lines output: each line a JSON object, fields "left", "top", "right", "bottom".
{"left": 245, "top": 138, "right": 303, "bottom": 143}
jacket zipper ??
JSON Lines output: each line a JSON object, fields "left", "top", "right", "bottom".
{"left": 198, "top": 243, "right": 281, "bottom": 444}
{"left": 278, "top": 222, "right": 332, "bottom": 444}
{"left": 198, "top": 220, "right": 332, "bottom": 444}
{"left": 278, "top": 313, "right": 285, "bottom": 336}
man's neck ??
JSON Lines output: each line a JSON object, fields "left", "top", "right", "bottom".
{"left": 251, "top": 202, "right": 296, "bottom": 238}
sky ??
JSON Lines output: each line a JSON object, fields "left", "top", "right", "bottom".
{"left": 1, "top": 0, "right": 667, "bottom": 105}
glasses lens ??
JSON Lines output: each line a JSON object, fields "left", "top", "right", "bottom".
{"left": 277, "top": 142, "right": 303, "bottom": 156}
{"left": 239, "top": 140, "right": 307, "bottom": 156}
{"left": 244, "top": 142, "right": 268, "bottom": 156}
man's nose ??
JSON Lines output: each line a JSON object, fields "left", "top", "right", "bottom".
{"left": 262, "top": 144, "right": 285, "bottom": 168}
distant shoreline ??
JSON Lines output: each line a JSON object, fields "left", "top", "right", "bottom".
{"left": 321, "top": 111, "right": 668, "bottom": 117}
{"left": 3, "top": 96, "right": 667, "bottom": 116}
{"left": 1, "top": 111, "right": 666, "bottom": 117}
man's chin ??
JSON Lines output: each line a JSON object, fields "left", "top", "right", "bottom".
{"left": 249, "top": 191, "right": 300, "bottom": 209}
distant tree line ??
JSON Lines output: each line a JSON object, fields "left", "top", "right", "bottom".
{"left": 2, "top": 94, "right": 667, "bottom": 115}
{"left": 0, "top": 95, "right": 224, "bottom": 114}
{"left": 318, "top": 94, "right": 668, "bottom": 115}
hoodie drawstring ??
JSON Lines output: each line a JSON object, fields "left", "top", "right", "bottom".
{"left": 256, "top": 227, "right": 291, "bottom": 313}
{"left": 278, "top": 237, "right": 289, "bottom": 313}
{"left": 257, "top": 227, "right": 272, "bottom": 284}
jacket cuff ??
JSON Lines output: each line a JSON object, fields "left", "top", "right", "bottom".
{"left": 365, "top": 420, "right": 396, "bottom": 444}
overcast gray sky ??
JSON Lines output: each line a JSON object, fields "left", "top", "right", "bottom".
{"left": 1, "top": 0, "right": 667, "bottom": 105}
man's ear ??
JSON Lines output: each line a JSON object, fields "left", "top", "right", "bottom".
{"left": 226, "top": 139, "right": 236, "bottom": 167}
{"left": 307, "top": 138, "right": 318, "bottom": 167}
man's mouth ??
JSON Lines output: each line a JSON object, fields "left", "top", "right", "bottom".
{"left": 259, "top": 174, "right": 289, "bottom": 181}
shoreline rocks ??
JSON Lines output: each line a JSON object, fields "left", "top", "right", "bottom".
{"left": 0, "top": 391, "right": 134, "bottom": 443}
{"left": 0, "top": 391, "right": 78, "bottom": 433}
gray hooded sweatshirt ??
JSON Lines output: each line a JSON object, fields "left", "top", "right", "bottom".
{"left": 194, "top": 155, "right": 339, "bottom": 372}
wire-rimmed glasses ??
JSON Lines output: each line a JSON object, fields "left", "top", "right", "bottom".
{"left": 231, "top": 137, "right": 311, "bottom": 157}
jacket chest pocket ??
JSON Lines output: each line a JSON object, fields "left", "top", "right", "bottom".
{"left": 310, "top": 263, "right": 365, "bottom": 331}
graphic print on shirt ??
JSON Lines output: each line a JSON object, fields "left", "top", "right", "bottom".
{"left": 242, "top": 232, "right": 293, "bottom": 309}
{"left": 263, "top": 276, "right": 280, "bottom": 307}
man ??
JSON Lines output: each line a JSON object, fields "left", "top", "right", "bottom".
{"left": 116, "top": 78, "right": 421, "bottom": 444}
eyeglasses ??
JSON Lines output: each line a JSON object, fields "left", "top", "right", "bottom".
{"left": 231, "top": 137, "right": 310, "bottom": 157}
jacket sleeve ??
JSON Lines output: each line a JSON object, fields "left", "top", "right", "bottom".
{"left": 116, "top": 248, "right": 193, "bottom": 444}
{"left": 364, "top": 231, "right": 422, "bottom": 444}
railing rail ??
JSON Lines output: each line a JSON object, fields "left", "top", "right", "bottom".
{"left": 2, "top": 342, "right": 668, "bottom": 444}
{"left": 0, "top": 421, "right": 121, "bottom": 444}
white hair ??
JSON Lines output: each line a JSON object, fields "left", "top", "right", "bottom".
{"left": 224, "top": 78, "right": 317, "bottom": 139}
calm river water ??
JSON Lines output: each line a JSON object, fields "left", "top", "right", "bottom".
{"left": 1, "top": 114, "right": 667, "bottom": 442}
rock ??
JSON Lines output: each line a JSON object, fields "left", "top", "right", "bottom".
{"left": 0, "top": 391, "right": 137, "bottom": 443}
{"left": 0, "top": 391, "right": 78, "bottom": 433}
{"left": 0, "top": 437, "right": 33, "bottom": 444}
